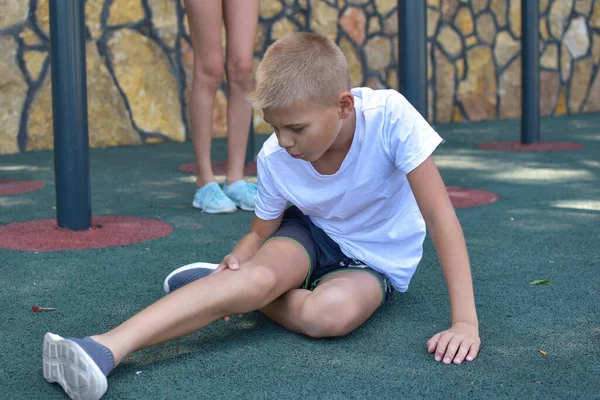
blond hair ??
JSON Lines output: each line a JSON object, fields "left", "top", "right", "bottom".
{"left": 250, "top": 32, "right": 351, "bottom": 109}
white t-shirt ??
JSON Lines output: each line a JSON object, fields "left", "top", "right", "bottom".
{"left": 255, "top": 88, "right": 443, "bottom": 292}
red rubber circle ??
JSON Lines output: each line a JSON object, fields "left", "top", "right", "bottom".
{"left": 0, "top": 216, "right": 173, "bottom": 251}
{"left": 478, "top": 141, "right": 583, "bottom": 152}
{"left": 447, "top": 187, "right": 499, "bottom": 208}
{"left": 0, "top": 180, "right": 44, "bottom": 195}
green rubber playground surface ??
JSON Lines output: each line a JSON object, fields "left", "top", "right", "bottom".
{"left": 1, "top": 114, "right": 599, "bottom": 399}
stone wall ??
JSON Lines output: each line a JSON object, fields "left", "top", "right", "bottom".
{"left": 0, "top": 0, "right": 598, "bottom": 154}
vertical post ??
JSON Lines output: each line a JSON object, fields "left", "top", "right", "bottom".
{"left": 49, "top": 0, "right": 92, "bottom": 230}
{"left": 521, "top": 0, "right": 540, "bottom": 144}
{"left": 245, "top": 111, "right": 255, "bottom": 165}
{"left": 397, "top": 0, "right": 428, "bottom": 119}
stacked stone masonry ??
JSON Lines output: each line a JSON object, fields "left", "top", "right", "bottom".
{"left": 0, "top": 0, "right": 598, "bottom": 154}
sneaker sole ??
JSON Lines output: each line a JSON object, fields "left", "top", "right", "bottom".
{"left": 43, "top": 333, "right": 108, "bottom": 400}
{"left": 163, "top": 262, "right": 219, "bottom": 294}
{"left": 225, "top": 197, "right": 255, "bottom": 212}
{"left": 235, "top": 202, "right": 255, "bottom": 212}
{"left": 192, "top": 200, "right": 237, "bottom": 213}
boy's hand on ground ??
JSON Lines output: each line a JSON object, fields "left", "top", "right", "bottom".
{"left": 216, "top": 254, "right": 243, "bottom": 321}
{"left": 427, "top": 321, "right": 480, "bottom": 365}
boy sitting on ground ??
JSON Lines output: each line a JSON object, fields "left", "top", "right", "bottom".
{"left": 43, "top": 32, "right": 480, "bottom": 400}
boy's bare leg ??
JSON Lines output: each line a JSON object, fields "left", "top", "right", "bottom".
{"left": 260, "top": 271, "right": 383, "bottom": 338}
{"left": 91, "top": 239, "right": 309, "bottom": 366}
{"left": 185, "top": 0, "right": 223, "bottom": 186}
{"left": 223, "top": 0, "right": 259, "bottom": 184}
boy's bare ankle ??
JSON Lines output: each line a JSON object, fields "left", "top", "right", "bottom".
{"left": 89, "top": 334, "right": 104, "bottom": 345}
{"left": 90, "top": 334, "right": 125, "bottom": 366}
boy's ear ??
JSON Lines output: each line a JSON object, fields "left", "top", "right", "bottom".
{"left": 338, "top": 91, "right": 354, "bottom": 119}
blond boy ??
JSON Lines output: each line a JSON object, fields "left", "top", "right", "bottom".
{"left": 43, "top": 32, "right": 480, "bottom": 400}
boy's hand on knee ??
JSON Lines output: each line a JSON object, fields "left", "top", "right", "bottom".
{"left": 427, "top": 321, "right": 480, "bottom": 365}
{"left": 216, "top": 254, "right": 240, "bottom": 272}
{"left": 216, "top": 254, "right": 243, "bottom": 321}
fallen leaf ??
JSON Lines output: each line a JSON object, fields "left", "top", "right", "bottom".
{"left": 539, "top": 350, "right": 547, "bottom": 356}
{"left": 530, "top": 280, "right": 551, "bottom": 285}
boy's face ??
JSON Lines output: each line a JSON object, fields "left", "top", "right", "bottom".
{"left": 262, "top": 93, "right": 354, "bottom": 163}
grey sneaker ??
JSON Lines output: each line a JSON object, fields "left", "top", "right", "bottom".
{"left": 163, "top": 262, "right": 219, "bottom": 293}
{"left": 223, "top": 180, "right": 257, "bottom": 211}
{"left": 193, "top": 182, "right": 237, "bottom": 213}
{"left": 43, "top": 333, "right": 108, "bottom": 400}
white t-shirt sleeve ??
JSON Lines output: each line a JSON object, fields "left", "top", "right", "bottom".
{"left": 254, "top": 151, "right": 288, "bottom": 220}
{"left": 383, "top": 91, "right": 443, "bottom": 174}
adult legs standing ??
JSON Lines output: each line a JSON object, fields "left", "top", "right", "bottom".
{"left": 185, "top": 0, "right": 259, "bottom": 213}
{"left": 185, "top": 0, "right": 224, "bottom": 188}
{"left": 223, "top": 0, "right": 259, "bottom": 185}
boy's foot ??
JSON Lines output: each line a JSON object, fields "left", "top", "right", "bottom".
{"left": 43, "top": 333, "right": 114, "bottom": 400}
{"left": 163, "top": 262, "right": 219, "bottom": 293}
{"left": 223, "top": 180, "right": 257, "bottom": 211}
{"left": 193, "top": 182, "right": 237, "bottom": 214}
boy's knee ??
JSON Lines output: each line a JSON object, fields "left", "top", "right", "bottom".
{"left": 300, "top": 292, "right": 358, "bottom": 338}
{"left": 243, "top": 264, "right": 279, "bottom": 307}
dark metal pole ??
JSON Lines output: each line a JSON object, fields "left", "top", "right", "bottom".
{"left": 521, "top": 0, "right": 540, "bottom": 144}
{"left": 49, "top": 0, "right": 92, "bottom": 230}
{"left": 397, "top": 0, "right": 428, "bottom": 119}
{"left": 245, "top": 111, "right": 255, "bottom": 165}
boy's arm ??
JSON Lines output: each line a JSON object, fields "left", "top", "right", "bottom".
{"left": 407, "top": 157, "right": 481, "bottom": 365}
{"left": 217, "top": 214, "right": 284, "bottom": 270}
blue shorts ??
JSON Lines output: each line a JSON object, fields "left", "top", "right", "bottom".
{"left": 267, "top": 206, "right": 393, "bottom": 306}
